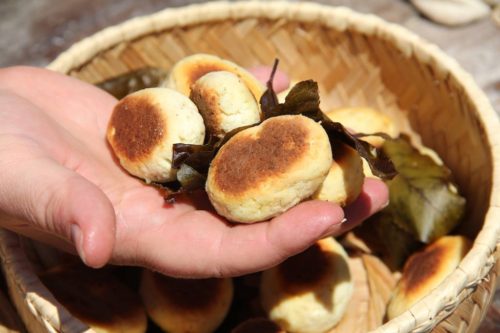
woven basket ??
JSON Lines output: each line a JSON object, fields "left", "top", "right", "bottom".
{"left": 0, "top": 1, "right": 499, "bottom": 332}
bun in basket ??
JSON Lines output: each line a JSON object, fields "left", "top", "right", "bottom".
{"left": 387, "top": 235, "right": 472, "bottom": 319}
{"left": 39, "top": 264, "right": 147, "bottom": 333}
{"left": 260, "top": 237, "right": 353, "bottom": 333}
{"left": 190, "top": 71, "right": 261, "bottom": 138}
{"left": 206, "top": 115, "right": 332, "bottom": 223}
{"left": 326, "top": 107, "right": 399, "bottom": 148}
{"left": 163, "top": 53, "right": 264, "bottom": 100}
{"left": 139, "top": 270, "right": 233, "bottom": 333}
{"left": 107, "top": 87, "right": 205, "bottom": 183}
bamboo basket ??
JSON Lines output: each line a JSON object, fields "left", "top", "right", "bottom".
{"left": 0, "top": 1, "right": 499, "bottom": 332}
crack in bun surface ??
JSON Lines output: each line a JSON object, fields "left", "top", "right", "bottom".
{"left": 163, "top": 53, "right": 264, "bottom": 100}
{"left": 107, "top": 87, "right": 205, "bottom": 183}
{"left": 206, "top": 115, "right": 332, "bottom": 223}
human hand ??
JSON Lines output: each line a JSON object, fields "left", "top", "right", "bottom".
{"left": 0, "top": 66, "right": 388, "bottom": 278}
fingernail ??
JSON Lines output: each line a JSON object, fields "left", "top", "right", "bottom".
{"left": 381, "top": 200, "right": 390, "bottom": 210}
{"left": 320, "top": 220, "right": 344, "bottom": 238}
{"left": 71, "top": 224, "right": 87, "bottom": 265}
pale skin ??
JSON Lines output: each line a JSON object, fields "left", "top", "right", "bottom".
{"left": 0, "top": 66, "right": 389, "bottom": 278}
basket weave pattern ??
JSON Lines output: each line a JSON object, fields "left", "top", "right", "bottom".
{"left": 1, "top": 2, "right": 499, "bottom": 333}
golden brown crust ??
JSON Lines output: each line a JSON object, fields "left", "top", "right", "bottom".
{"left": 277, "top": 242, "right": 331, "bottom": 293}
{"left": 108, "top": 94, "right": 165, "bottom": 161}
{"left": 212, "top": 117, "right": 309, "bottom": 195}
{"left": 152, "top": 273, "right": 223, "bottom": 311}
{"left": 186, "top": 63, "right": 228, "bottom": 90}
{"left": 39, "top": 265, "right": 146, "bottom": 329}
{"left": 189, "top": 83, "right": 223, "bottom": 136}
{"left": 399, "top": 236, "right": 470, "bottom": 296}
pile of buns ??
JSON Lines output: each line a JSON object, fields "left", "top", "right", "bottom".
{"left": 30, "top": 54, "right": 472, "bottom": 333}
{"left": 107, "top": 54, "right": 379, "bottom": 223}
{"left": 33, "top": 233, "right": 471, "bottom": 333}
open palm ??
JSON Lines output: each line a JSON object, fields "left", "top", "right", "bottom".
{"left": 0, "top": 67, "right": 388, "bottom": 278}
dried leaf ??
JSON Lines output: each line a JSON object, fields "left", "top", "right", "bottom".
{"left": 382, "top": 136, "right": 466, "bottom": 243}
{"left": 345, "top": 213, "right": 421, "bottom": 270}
{"left": 260, "top": 77, "right": 397, "bottom": 180}
{"left": 259, "top": 59, "right": 280, "bottom": 118}
{"left": 96, "top": 67, "right": 168, "bottom": 99}
{"left": 164, "top": 61, "right": 396, "bottom": 198}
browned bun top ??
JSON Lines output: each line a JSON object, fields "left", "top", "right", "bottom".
{"left": 211, "top": 116, "right": 310, "bottom": 195}
{"left": 108, "top": 93, "right": 166, "bottom": 161}
{"left": 171, "top": 54, "right": 264, "bottom": 99}
{"left": 232, "top": 318, "right": 285, "bottom": 333}
{"left": 39, "top": 265, "right": 145, "bottom": 326}
{"left": 152, "top": 273, "right": 225, "bottom": 311}
{"left": 399, "top": 236, "right": 471, "bottom": 296}
{"left": 274, "top": 239, "right": 346, "bottom": 294}
{"left": 186, "top": 63, "right": 228, "bottom": 89}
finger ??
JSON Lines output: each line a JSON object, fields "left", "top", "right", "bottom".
{"left": 129, "top": 178, "right": 388, "bottom": 278}
{"left": 342, "top": 177, "right": 389, "bottom": 230}
{"left": 0, "top": 66, "right": 117, "bottom": 136}
{"left": 132, "top": 200, "right": 344, "bottom": 278}
{"left": 247, "top": 65, "right": 290, "bottom": 93}
{"left": 208, "top": 178, "right": 389, "bottom": 277}
{"left": 0, "top": 152, "right": 116, "bottom": 268}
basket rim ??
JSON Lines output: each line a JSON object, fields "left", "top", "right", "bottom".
{"left": 6, "top": 1, "right": 500, "bottom": 333}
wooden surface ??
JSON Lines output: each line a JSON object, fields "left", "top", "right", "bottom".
{"left": 0, "top": 0, "right": 498, "bottom": 332}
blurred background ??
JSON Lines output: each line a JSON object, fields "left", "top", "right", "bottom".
{"left": 0, "top": 0, "right": 498, "bottom": 332}
{"left": 0, "top": 0, "right": 498, "bottom": 113}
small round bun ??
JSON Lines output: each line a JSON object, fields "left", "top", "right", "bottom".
{"left": 260, "top": 237, "right": 353, "bottom": 333}
{"left": 326, "top": 107, "right": 399, "bottom": 147}
{"left": 386, "top": 235, "right": 472, "bottom": 319}
{"left": 312, "top": 142, "right": 365, "bottom": 206}
{"left": 190, "top": 71, "right": 261, "bottom": 137}
{"left": 206, "top": 115, "right": 332, "bottom": 223}
{"left": 231, "top": 318, "right": 286, "bottom": 333}
{"left": 40, "top": 264, "right": 147, "bottom": 333}
{"left": 107, "top": 87, "right": 205, "bottom": 183}
{"left": 163, "top": 53, "right": 264, "bottom": 100}
{"left": 140, "top": 270, "right": 233, "bottom": 333}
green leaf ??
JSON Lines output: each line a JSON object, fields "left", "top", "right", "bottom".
{"left": 382, "top": 136, "right": 466, "bottom": 243}
{"left": 96, "top": 67, "right": 168, "bottom": 99}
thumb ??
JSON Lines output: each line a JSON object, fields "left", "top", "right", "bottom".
{"left": 0, "top": 155, "right": 115, "bottom": 268}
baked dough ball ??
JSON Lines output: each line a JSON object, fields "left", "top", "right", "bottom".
{"left": 140, "top": 270, "right": 233, "bottom": 333}
{"left": 326, "top": 107, "right": 399, "bottom": 148}
{"left": 206, "top": 115, "right": 332, "bottom": 223}
{"left": 312, "top": 142, "right": 364, "bottom": 206}
{"left": 231, "top": 318, "right": 286, "bottom": 333}
{"left": 107, "top": 87, "right": 205, "bottom": 183}
{"left": 386, "top": 235, "right": 472, "bottom": 319}
{"left": 39, "top": 264, "right": 147, "bottom": 333}
{"left": 163, "top": 53, "right": 264, "bottom": 100}
{"left": 260, "top": 237, "right": 353, "bottom": 333}
{"left": 190, "top": 71, "right": 261, "bottom": 137}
